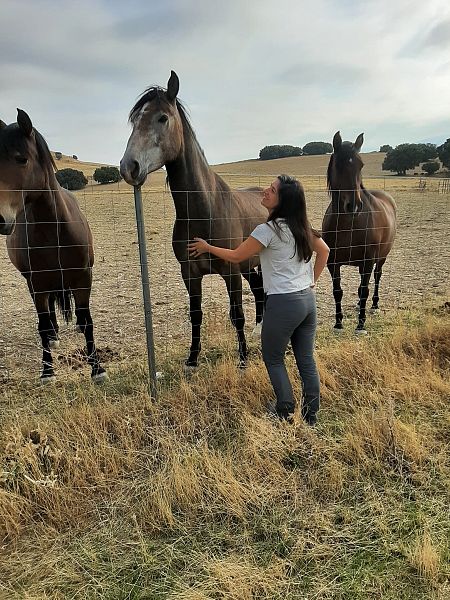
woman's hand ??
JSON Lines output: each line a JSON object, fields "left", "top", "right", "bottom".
{"left": 188, "top": 237, "right": 210, "bottom": 257}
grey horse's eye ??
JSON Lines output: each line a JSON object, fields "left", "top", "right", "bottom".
{"left": 349, "top": 158, "right": 353, "bottom": 163}
{"left": 158, "top": 115, "right": 169, "bottom": 124}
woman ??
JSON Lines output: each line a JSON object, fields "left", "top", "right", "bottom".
{"left": 188, "top": 175, "right": 330, "bottom": 425}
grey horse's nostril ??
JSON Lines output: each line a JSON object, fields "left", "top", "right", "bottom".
{"left": 130, "top": 160, "right": 140, "bottom": 180}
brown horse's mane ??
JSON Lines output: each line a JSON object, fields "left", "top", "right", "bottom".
{"left": 0, "top": 123, "right": 56, "bottom": 186}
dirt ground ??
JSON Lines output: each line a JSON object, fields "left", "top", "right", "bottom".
{"left": 0, "top": 173, "right": 448, "bottom": 384}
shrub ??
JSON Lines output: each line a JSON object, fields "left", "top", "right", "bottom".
{"left": 422, "top": 160, "right": 440, "bottom": 176}
{"left": 56, "top": 168, "right": 88, "bottom": 190}
{"left": 72, "top": 155, "right": 78, "bottom": 160}
{"left": 54, "top": 152, "right": 62, "bottom": 160}
{"left": 93, "top": 166, "right": 121, "bottom": 184}
{"left": 302, "top": 141, "right": 333, "bottom": 155}
{"left": 259, "top": 145, "right": 303, "bottom": 160}
{"left": 380, "top": 144, "right": 393, "bottom": 153}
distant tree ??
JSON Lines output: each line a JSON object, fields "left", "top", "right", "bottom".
{"left": 302, "top": 141, "right": 333, "bottom": 155}
{"left": 72, "top": 155, "right": 78, "bottom": 160}
{"left": 56, "top": 168, "right": 87, "bottom": 190}
{"left": 93, "top": 166, "right": 122, "bottom": 184}
{"left": 416, "top": 143, "right": 438, "bottom": 162}
{"left": 379, "top": 144, "right": 393, "bottom": 153}
{"left": 54, "top": 152, "right": 62, "bottom": 160}
{"left": 437, "top": 138, "right": 450, "bottom": 169}
{"left": 422, "top": 160, "right": 440, "bottom": 176}
{"left": 259, "top": 145, "right": 303, "bottom": 160}
{"left": 382, "top": 143, "right": 435, "bottom": 176}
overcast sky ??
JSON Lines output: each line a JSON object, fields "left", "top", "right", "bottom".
{"left": 2, "top": 0, "right": 449, "bottom": 165}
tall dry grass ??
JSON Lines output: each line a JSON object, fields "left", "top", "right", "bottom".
{"left": 0, "top": 307, "right": 449, "bottom": 599}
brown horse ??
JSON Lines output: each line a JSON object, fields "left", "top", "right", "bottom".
{"left": 0, "top": 109, "right": 106, "bottom": 382}
{"left": 120, "top": 71, "right": 266, "bottom": 367}
{"left": 322, "top": 131, "right": 397, "bottom": 333}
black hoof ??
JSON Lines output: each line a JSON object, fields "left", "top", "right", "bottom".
{"left": 92, "top": 369, "right": 108, "bottom": 383}
{"left": 185, "top": 360, "right": 198, "bottom": 368}
{"left": 334, "top": 323, "right": 344, "bottom": 330}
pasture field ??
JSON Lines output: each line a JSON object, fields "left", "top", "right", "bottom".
{"left": 0, "top": 306, "right": 449, "bottom": 598}
{"left": 0, "top": 156, "right": 448, "bottom": 382}
{"left": 0, "top": 154, "right": 449, "bottom": 598}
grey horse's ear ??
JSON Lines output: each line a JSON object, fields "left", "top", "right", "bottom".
{"left": 354, "top": 133, "right": 364, "bottom": 151}
{"left": 17, "top": 109, "right": 33, "bottom": 137}
{"left": 333, "top": 131, "right": 342, "bottom": 153}
{"left": 167, "top": 70, "right": 179, "bottom": 102}
{"left": 0, "top": 119, "right": 6, "bottom": 129}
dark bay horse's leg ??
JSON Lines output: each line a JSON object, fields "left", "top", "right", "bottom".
{"left": 72, "top": 286, "right": 106, "bottom": 382}
{"left": 329, "top": 264, "right": 344, "bottom": 330}
{"left": 241, "top": 267, "right": 265, "bottom": 325}
{"left": 32, "top": 291, "right": 56, "bottom": 381}
{"left": 356, "top": 260, "right": 375, "bottom": 332}
{"left": 371, "top": 258, "right": 386, "bottom": 310}
{"left": 182, "top": 271, "right": 203, "bottom": 367}
{"left": 223, "top": 272, "right": 248, "bottom": 367}
{"left": 48, "top": 293, "right": 60, "bottom": 347}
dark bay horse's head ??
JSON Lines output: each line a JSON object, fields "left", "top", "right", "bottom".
{"left": 120, "top": 71, "right": 184, "bottom": 186}
{"left": 327, "top": 131, "right": 365, "bottom": 214}
{"left": 0, "top": 110, "right": 55, "bottom": 235}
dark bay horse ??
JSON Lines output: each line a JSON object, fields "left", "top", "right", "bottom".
{"left": 0, "top": 109, "right": 106, "bottom": 382}
{"left": 120, "top": 71, "right": 266, "bottom": 367}
{"left": 322, "top": 131, "right": 397, "bottom": 333}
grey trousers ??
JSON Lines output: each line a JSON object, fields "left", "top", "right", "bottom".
{"left": 261, "top": 289, "right": 320, "bottom": 419}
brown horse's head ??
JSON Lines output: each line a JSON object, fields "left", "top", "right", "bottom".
{"left": 0, "top": 109, "right": 55, "bottom": 235}
{"left": 120, "top": 71, "right": 184, "bottom": 186}
{"left": 327, "top": 131, "right": 365, "bottom": 213}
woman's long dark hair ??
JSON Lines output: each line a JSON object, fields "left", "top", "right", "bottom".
{"left": 268, "top": 174, "right": 317, "bottom": 262}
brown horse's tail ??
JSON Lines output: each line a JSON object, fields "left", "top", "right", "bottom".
{"left": 51, "top": 290, "right": 73, "bottom": 324}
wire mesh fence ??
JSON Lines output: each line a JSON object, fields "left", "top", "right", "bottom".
{"left": 0, "top": 174, "right": 449, "bottom": 384}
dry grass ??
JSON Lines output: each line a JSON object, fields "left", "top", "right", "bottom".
{"left": 0, "top": 306, "right": 449, "bottom": 599}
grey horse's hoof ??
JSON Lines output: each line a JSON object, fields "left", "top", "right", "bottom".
{"left": 49, "top": 339, "right": 60, "bottom": 349}
{"left": 92, "top": 371, "right": 108, "bottom": 384}
{"left": 40, "top": 375, "right": 56, "bottom": 385}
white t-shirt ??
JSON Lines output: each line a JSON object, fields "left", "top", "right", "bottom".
{"left": 251, "top": 220, "right": 314, "bottom": 295}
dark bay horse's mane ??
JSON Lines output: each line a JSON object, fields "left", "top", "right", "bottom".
{"left": 129, "top": 86, "right": 209, "bottom": 166}
{"left": 0, "top": 124, "right": 56, "bottom": 186}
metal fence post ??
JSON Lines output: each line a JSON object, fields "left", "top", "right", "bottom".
{"left": 133, "top": 185, "right": 157, "bottom": 399}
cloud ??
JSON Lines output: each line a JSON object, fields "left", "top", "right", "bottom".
{"left": 0, "top": 0, "right": 449, "bottom": 165}
{"left": 421, "top": 19, "right": 450, "bottom": 50}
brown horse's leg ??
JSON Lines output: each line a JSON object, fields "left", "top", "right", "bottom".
{"left": 241, "top": 267, "right": 265, "bottom": 325}
{"left": 72, "top": 287, "right": 106, "bottom": 382}
{"left": 32, "top": 291, "right": 56, "bottom": 381}
{"left": 224, "top": 272, "right": 248, "bottom": 367}
{"left": 356, "top": 261, "right": 375, "bottom": 332}
{"left": 182, "top": 271, "right": 203, "bottom": 367}
{"left": 371, "top": 258, "right": 386, "bottom": 309}
{"left": 329, "top": 264, "right": 344, "bottom": 329}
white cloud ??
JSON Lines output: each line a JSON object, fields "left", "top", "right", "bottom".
{"left": 1, "top": 0, "right": 449, "bottom": 164}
